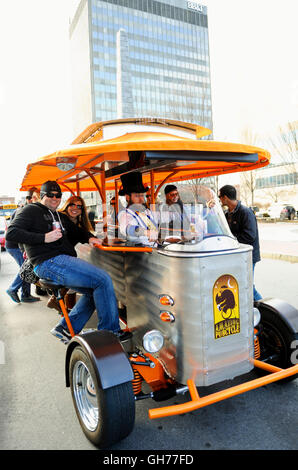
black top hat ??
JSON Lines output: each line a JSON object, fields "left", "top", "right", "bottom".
{"left": 119, "top": 171, "right": 149, "bottom": 196}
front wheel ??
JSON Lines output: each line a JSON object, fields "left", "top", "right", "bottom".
{"left": 69, "top": 346, "right": 135, "bottom": 448}
{"left": 257, "top": 309, "right": 298, "bottom": 382}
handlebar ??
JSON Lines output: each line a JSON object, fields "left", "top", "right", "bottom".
{"left": 93, "top": 241, "right": 153, "bottom": 253}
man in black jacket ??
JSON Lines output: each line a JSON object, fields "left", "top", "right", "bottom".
{"left": 6, "top": 180, "right": 129, "bottom": 343}
{"left": 218, "top": 185, "right": 262, "bottom": 301}
{"left": 5, "top": 205, "right": 41, "bottom": 303}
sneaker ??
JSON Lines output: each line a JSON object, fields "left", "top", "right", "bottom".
{"left": 50, "top": 324, "right": 72, "bottom": 344}
{"left": 115, "top": 330, "right": 132, "bottom": 342}
{"left": 21, "top": 295, "right": 41, "bottom": 303}
{"left": 6, "top": 289, "right": 20, "bottom": 304}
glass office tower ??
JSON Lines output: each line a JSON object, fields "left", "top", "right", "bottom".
{"left": 70, "top": 0, "right": 213, "bottom": 137}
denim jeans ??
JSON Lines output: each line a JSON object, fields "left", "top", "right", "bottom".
{"left": 7, "top": 248, "right": 31, "bottom": 298}
{"left": 253, "top": 262, "right": 262, "bottom": 301}
{"left": 34, "top": 255, "right": 120, "bottom": 334}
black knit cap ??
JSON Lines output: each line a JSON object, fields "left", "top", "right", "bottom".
{"left": 164, "top": 184, "right": 177, "bottom": 195}
{"left": 40, "top": 180, "right": 61, "bottom": 195}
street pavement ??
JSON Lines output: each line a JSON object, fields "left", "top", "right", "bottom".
{"left": 0, "top": 223, "right": 297, "bottom": 451}
{"left": 258, "top": 220, "right": 298, "bottom": 263}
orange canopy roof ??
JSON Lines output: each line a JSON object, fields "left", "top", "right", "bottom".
{"left": 20, "top": 119, "right": 270, "bottom": 195}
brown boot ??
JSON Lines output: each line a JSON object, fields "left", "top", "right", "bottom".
{"left": 64, "top": 292, "right": 76, "bottom": 310}
{"left": 47, "top": 295, "right": 62, "bottom": 313}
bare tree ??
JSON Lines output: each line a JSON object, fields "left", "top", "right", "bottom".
{"left": 263, "top": 187, "right": 279, "bottom": 204}
{"left": 239, "top": 128, "right": 262, "bottom": 206}
{"left": 186, "top": 176, "right": 217, "bottom": 202}
{"left": 265, "top": 121, "right": 298, "bottom": 186}
{"left": 256, "top": 121, "right": 298, "bottom": 204}
{"left": 267, "top": 121, "right": 298, "bottom": 166}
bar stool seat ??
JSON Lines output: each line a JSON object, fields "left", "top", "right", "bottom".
{"left": 38, "top": 279, "right": 65, "bottom": 291}
{"left": 38, "top": 279, "right": 75, "bottom": 338}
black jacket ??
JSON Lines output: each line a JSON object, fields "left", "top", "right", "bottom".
{"left": 225, "top": 201, "right": 261, "bottom": 264}
{"left": 5, "top": 202, "right": 91, "bottom": 266}
{"left": 5, "top": 208, "right": 20, "bottom": 250}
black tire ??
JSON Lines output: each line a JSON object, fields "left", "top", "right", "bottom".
{"left": 257, "top": 308, "right": 298, "bottom": 382}
{"left": 69, "top": 346, "right": 135, "bottom": 448}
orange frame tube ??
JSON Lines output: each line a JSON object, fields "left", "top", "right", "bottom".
{"left": 148, "top": 361, "right": 298, "bottom": 419}
{"left": 58, "top": 299, "right": 75, "bottom": 338}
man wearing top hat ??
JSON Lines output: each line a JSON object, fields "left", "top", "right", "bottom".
{"left": 117, "top": 171, "right": 160, "bottom": 246}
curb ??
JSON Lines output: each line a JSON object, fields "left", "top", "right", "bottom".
{"left": 261, "top": 252, "right": 298, "bottom": 263}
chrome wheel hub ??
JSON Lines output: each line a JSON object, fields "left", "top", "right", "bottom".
{"left": 72, "top": 360, "right": 99, "bottom": 431}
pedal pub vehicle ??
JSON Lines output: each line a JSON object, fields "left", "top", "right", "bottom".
{"left": 20, "top": 118, "right": 298, "bottom": 448}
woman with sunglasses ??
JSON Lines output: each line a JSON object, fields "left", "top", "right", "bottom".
{"left": 59, "top": 196, "right": 95, "bottom": 234}
{"left": 47, "top": 195, "right": 95, "bottom": 313}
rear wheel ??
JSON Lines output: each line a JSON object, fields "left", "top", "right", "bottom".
{"left": 257, "top": 309, "right": 298, "bottom": 382}
{"left": 69, "top": 346, "right": 135, "bottom": 448}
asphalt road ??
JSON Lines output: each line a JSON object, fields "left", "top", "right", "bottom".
{"left": 0, "top": 245, "right": 297, "bottom": 452}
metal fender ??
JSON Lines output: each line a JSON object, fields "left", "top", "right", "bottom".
{"left": 255, "top": 298, "right": 298, "bottom": 334}
{"left": 65, "top": 330, "right": 134, "bottom": 389}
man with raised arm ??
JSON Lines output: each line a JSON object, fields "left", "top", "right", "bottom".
{"left": 6, "top": 180, "right": 131, "bottom": 343}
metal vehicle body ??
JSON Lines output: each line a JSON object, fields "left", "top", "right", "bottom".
{"left": 250, "top": 205, "right": 259, "bottom": 215}
{"left": 280, "top": 205, "right": 296, "bottom": 220}
{"left": 0, "top": 204, "right": 18, "bottom": 220}
{"left": 20, "top": 118, "right": 298, "bottom": 448}
{"left": 0, "top": 216, "right": 8, "bottom": 251}
{"left": 267, "top": 203, "right": 296, "bottom": 220}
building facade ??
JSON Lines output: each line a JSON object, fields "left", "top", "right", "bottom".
{"left": 70, "top": 0, "right": 213, "bottom": 138}
{"left": 254, "top": 162, "right": 298, "bottom": 208}
{"left": 254, "top": 120, "right": 298, "bottom": 208}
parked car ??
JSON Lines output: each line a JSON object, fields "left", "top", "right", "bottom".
{"left": 257, "top": 208, "right": 270, "bottom": 218}
{"left": 266, "top": 203, "right": 296, "bottom": 220}
{"left": 266, "top": 204, "right": 283, "bottom": 219}
{"left": 280, "top": 205, "right": 296, "bottom": 220}
{"left": 0, "top": 216, "right": 7, "bottom": 251}
{"left": 250, "top": 206, "right": 259, "bottom": 215}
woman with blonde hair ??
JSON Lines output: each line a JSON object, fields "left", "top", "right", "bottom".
{"left": 47, "top": 195, "right": 96, "bottom": 313}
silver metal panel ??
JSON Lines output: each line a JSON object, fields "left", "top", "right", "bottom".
{"left": 77, "top": 244, "right": 126, "bottom": 304}
{"left": 77, "top": 244, "right": 254, "bottom": 387}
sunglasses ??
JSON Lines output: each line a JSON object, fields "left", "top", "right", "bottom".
{"left": 44, "top": 192, "right": 62, "bottom": 199}
{"left": 68, "top": 203, "right": 83, "bottom": 209}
